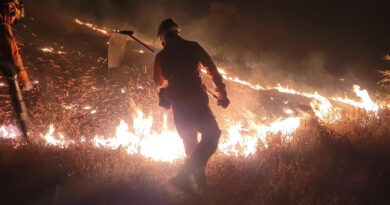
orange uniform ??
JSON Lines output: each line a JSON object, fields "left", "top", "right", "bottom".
{"left": 0, "top": 15, "right": 27, "bottom": 82}
{"left": 0, "top": 18, "right": 23, "bottom": 67}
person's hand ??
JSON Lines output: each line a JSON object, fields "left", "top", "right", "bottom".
{"left": 17, "top": 70, "right": 29, "bottom": 83}
{"left": 216, "top": 88, "right": 230, "bottom": 109}
{"left": 17, "top": 70, "right": 32, "bottom": 91}
{"left": 22, "top": 81, "right": 33, "bottom": 91}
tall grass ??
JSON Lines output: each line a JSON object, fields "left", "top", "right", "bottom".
{"left": 377, "top": 55, "right": 390, "bottom": 104}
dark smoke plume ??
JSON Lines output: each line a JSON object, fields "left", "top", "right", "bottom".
{"left": 26, "top": 0, "right": 390, "bottom": 94}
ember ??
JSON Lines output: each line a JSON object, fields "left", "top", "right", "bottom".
{"left": 0, "top": 17, "right": 387, "bottom": 163}
{"left": 41, "top": 47, "right": 67, "bottom": 54}
{"left": 74, "top": 18, "right": 110, "bottom": 36}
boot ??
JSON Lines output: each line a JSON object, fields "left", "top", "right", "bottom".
{"left": 194, "top": 172, "right": 208, "bottom": 193}
{"left": 170, "top": 171, "right": 194, "bottom": 194}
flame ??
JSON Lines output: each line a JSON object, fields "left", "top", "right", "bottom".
{"left": 214, "top": 67, "right": 384, "bottom": 115}
{"left": 70, "top": 18, "right": 384, "bottom": 114}
{"left": 41, "top": 47, "right": 66, "bottom": 54}
{"left": 41, "top": 47, "right": 54, "bottom": 53}
{"left": 73, "top": 18, "right": 158, "bottom": 50}
{"left": 92, "top": 111, "right": 186, "bottom": 162}
{"left": 41, "top": 125, "right": 74, "bottom": 148}
{"left": 3, "top": 52, "right": 383, "bottom": 161}
{"left": 139, "top": 114, "right": 186, "bottom": 161}
{"left": 0, "top": 81, "right": 384, "bottom": 162}
{"left": 5, "top": 105, "right": 301, "bottom": 162}
{"left": 74, "top": 19, "right": 110, "bottom": 36}
{"left": 332, "top": 85, "right": 379, "bottom": 112}
{"left": 0, "top": 125, "right": 19, "bottom": 140}
{"left": 70, "top": 16, "right": 384, "bottom": 114}
{"left": 3, "top": 66, "right": 380, "bottom": 161}
{"left": 93, "top": 121, "right": 141, "bottom": 152}
{"left": 36, "top": 109, "right": 301, "bottom": 161}
{"left": 310, "top": 99, "right": 339, "bottom": 122}
{"left": 204, "top": 68, "right": 265, "bottom": 90}
{"left": 219, "top": 116, "right": 301, "bottom": 156}
{"left": 1, "top": 18, "right": 385, "bottom": 163}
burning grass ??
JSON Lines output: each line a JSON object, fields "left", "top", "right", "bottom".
{"left": 1, "top": 110, "right": 390, "bottom": 204}
{"left": 1, "top": 19, "right": 390, "bottom": 204}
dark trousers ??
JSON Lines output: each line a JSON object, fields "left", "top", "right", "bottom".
{"left": 172, "top": 101, "right": 221, "bottom": 175}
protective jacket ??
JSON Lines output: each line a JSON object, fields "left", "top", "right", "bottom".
{"left": 0, "top": 15, "right": 24, "bottom": 77}
{"left": 154, "top": 35, "right": 226, "bottom": 104}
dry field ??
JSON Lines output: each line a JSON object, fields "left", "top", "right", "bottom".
{"left": 1, "top": 19, "right": 389, "bottom": 205}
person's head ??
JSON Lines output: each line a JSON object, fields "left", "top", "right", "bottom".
{"left": 157, "top": 18, "right": 180, "bottom": 46}
{"left": 0, "top": 0, "right": 24, "bottom": 24}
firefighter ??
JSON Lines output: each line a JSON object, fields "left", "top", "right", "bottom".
{"left": 154, "top": 18, "right": 230, "bottom": 193}
{"left": 0, "top": 0, "right": 30, "bottom": 88}
{"left": 0, "top": 0, "right": 32, "bottom": 139}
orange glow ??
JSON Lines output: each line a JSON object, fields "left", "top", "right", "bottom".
{"left": 92, "top": 111, "right": 186, "bottom": 162}
{"left": 0, "top": 125, "right": 19, "bottom": 140}
{"left": 1, "top": 18, "right": 386, "bottom": 163}
{"left": 74, "top": 19, "right": 110, "bottom": 36}
{"left": 41, "top": 47, "right": 66, "bottom": 54}
{"left": 332, "top": 85, "right": 379, "bottom": 112}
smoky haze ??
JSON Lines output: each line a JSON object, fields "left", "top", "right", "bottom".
{"left": 25, "top": 0, "right": 390, "bottom": 94}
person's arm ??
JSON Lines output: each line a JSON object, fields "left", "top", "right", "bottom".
{"left": 197, "top": 43, "right": 229, "bottom": 108}
{"left": 0, "top": 23, "right": 31, "bottom": 90}
{"left": 153, "top": 55, "right": 167, "bottom": 88}
{"left": 197, "top": 44, "right": 225, "bottom": 92}
{"left": 0, "top": 23, "right": 23, "bottom": 69}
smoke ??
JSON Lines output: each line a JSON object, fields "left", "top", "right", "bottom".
{"left": 25, "top": 0, "right": 390, "bottom": 94}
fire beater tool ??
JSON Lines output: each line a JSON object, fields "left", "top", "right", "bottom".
{"left": 0, "top": 59, "right": 30, "bottom": 139}
{"left": 114, "top": 30, "right": 158, "bottom": 55}
{"left": 113, "top": 30, "right": 218, "bottom": 99}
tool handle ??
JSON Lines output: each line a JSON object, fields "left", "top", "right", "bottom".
{"left": 115, "top": 30, "right": 158, "bottom": 55}
{"left": 114, "top": 30, "right": 218, "bottom": 99}
{"left": 11, "top": 78, "right": 29, "bottom": 139}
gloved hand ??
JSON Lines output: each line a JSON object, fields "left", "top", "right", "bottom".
{"left": 22, "top": 81, "right": 33, "bottom": 91}
{"left": 158, "top": 88, "right": 171, "bottom": 109}
{"left": 215, "top": 88, "right": 230, "bottom": 109}
{"left": 17, "top": 70, "right": 32, "bottom": 91}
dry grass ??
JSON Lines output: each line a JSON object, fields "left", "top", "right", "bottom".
{"left": 1, "top": 20, "right": 390, "bottom": 205}
{"left": 377, "top": 70, "right": 390, "bottom": 103}
{"left": 1, "top": 110, "right": 390, "bottom": 205}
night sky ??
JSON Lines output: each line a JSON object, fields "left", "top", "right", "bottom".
{"left": 25, "top": 0, "right": 390, "bottom": 93}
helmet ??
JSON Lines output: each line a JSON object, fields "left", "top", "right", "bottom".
{"left": 1, "top": 0, "right": 24, "bottom": 21}
{"left": 157, "top": 18, "right": 179, "bottom": 36}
